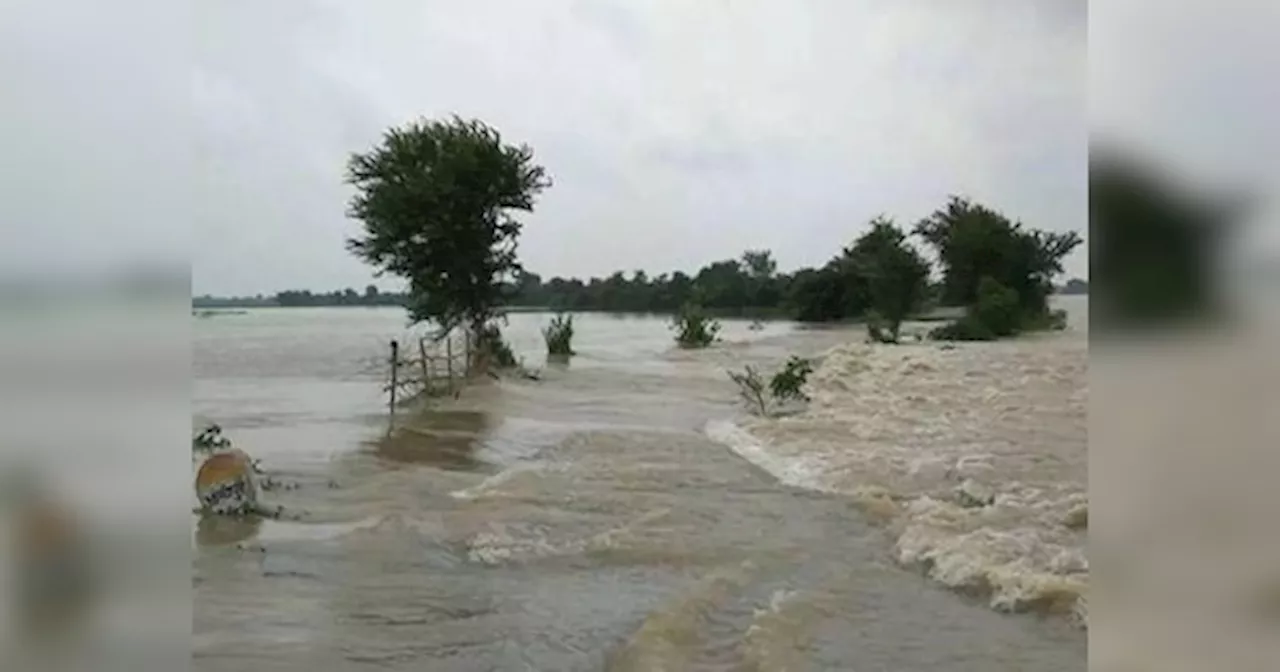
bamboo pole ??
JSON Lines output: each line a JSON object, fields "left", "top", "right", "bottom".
{"left": 418, "top": 337, "right": 430, "bottom": 394}
{"left": 463, "top": 329, "right": 472, "bottom": 378}
{"left": 445, "top": 336, "right": 454, "bottom": 393}
{"left": 388, "top": 340, "right": 399, "bottom": 429}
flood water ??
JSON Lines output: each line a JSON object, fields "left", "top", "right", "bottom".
{"left": 193, "top": 299, "right": 1087, "bottom": 670}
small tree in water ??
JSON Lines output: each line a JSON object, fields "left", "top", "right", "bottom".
{"left": 672, "top": 303, "right": 721, "bottom": 348}
{"left": 769, "top": 356, "right": 814, "bottom": 403}
{"left": 727, "top": 355, "right": 814, "bottom": 416}
{"left": 542, "top": 312, "right": 575, "bottom": 356}
{"left": 344, "top": 116, "right": 551, "bottom": 370}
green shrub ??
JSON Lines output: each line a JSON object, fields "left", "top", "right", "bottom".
{"left": 727, "top": 355, "right": 815, "bottom": 416}
{"left": 970, "top": 276, "right": 1021, "bottom": 337}
{"left": 929, "top": 277, "right": 1020, "bottom": 342}
{"left": 769, "top": 356, "right": 813, "bottom": 403}
{"left": 727, "top": 365, "right": 770, "bottom": 415}
{"left": 672, "top": 304, "right": 721, "bottom": 349}
{"left": 542, "top": 312, "right": 575, "bottom": 356}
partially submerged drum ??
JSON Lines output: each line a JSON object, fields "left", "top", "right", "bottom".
{"left": 194, "top": 449, "right": 259, "bottom": 516}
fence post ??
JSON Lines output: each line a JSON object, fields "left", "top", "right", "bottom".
{"left": 464, "top": 329, "right": 474, "bottom": 377}
{"left": 418, "top": 337, "right": 430, "bottom": 394}
{"left": 445, "top": 336, "right": 454, "bottom": 393}
{"left": 388, "top": 340, "right": 399, "bottom": 429}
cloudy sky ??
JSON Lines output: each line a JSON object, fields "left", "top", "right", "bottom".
{"left": 10, "top": 1, "right": 1272, "bottom": 296}
{"left": 191, "top": 0, "right": 1084, "bottom": 295}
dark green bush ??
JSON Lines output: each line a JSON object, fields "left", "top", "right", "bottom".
{"left": 930, "top": 277, "right": 1020, "bottom": 341}
{"left": 542, "top": 312, "right": 575, "bottom": 356}
{"left": 769, "top": 356, "right": 813, "bottom": 402}
{"left": 727, "top": 355, "right": 815, "bottom": 416}
{"left": 970, "top": 276, "right": 1021, "bottom": 337}
{"left": 672, "top": 303, "right": 721, "bottom": 348}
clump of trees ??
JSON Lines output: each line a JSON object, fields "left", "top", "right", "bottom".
{"left": 504, "top": 207, "right": 1077, "bottom": 343}
{"left": 914, "top": 196, "right": 1083, "bottom": 341}
{"left": 344, "top": 116, "right": 551, "bottom": 372}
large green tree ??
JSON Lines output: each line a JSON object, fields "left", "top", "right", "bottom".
{"left": 913, "top": 196, "right": 1081, "bottom": 324}
{"left": 344, "top": 116, "right": 551, "bottom": 337}
{"left": 844, "top": 216, "right": 931, "bottom": 340}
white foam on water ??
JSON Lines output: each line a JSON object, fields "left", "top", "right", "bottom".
{"left": 464, "top": 507, "right": 671, "bottom": 566}
{"left": 448, "top": 464, "right": 548, "bottom": 501}
{"left": 704, "top": 418, "right": 828, "bottom": 492}
{"left": 740, "top": 587, "right": 822, "bottom": 671}
{"left": 705, "top": 336, "right": 1089, "bottom": 625}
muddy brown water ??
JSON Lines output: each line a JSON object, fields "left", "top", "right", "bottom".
{"left": 193, "top": 304, "right": 1087, "bottom": 670}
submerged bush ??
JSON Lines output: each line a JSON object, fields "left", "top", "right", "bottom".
{"left": 542, "top": 312, "right": 575, "bottom": 356}
{"left": 727, "top": 355, "right": 815, "bottom": 416}
{"left": 769, "top": 356, "right": 813, "bottom": 403}
{"left": 727, "top": 365, "right": 770, "bottom": 416}
{"left": 672, "top": 303, "right": 721, "bottom": 349}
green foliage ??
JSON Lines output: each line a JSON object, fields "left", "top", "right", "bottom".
{"left": 970, "top": 276, "right": 1022, "bottom": 337}
{"left": 914, "top": 196, "right": 1081, "bottom": 326}
{"left": 929, "top": 277, "right": 1021, "bottom": 341}
{"left": 542, "top": 312, "right": 575, "bottom": 356}
{"left": 726, "top": 365, "right": 770, "bottom": 416}
{"left": 844, "top": 217, "right": 931, "bottom": 339}
{"left": 727, "top": 355, "right": 814, "bottom": 416}
{"left": 344, "top": 116, "right": 552, "bottom": 332}
{"left": 769, "top": 356, "right": 813, "bottom": 403}
{"left": 786, "top": 265, "right": 868, "bottom": 322}
{"left": 672, "top": 303, "right": 721, "bottom": 348}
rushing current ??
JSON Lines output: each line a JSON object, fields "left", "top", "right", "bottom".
{"left": 193, "top": 297, "right": 1087, "bottom": 671}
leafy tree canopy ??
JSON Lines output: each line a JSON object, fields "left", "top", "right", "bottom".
{"left": 344, "top": 116, "right": 551, "bottom": 333}
{"left": 843, "top": 216, "right": 931, "bottom": 339}
{"left": 914, "top": 196, "right": 1081, "bottom": 321}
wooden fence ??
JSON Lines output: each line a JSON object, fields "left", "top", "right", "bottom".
{"left": 384, "top": 329, "right": 475, "bottom": 429}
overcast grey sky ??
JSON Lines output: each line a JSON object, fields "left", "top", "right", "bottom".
{"left": 184, "top": 0, "right": 1089, "bottom": 296}
{"left": 17, "top": 1, "right": 1275, "bottom": 296}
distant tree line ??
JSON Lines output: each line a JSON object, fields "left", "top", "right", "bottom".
{"left": 193, "top": 285, "right": 407, "bottom": 308}
{"left": 193, "top": 269, "right": 1086, "bottom": 313}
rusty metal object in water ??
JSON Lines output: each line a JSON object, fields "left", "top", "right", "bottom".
{"left": 195, "top": 448, "right": 260, "bottom": 516}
